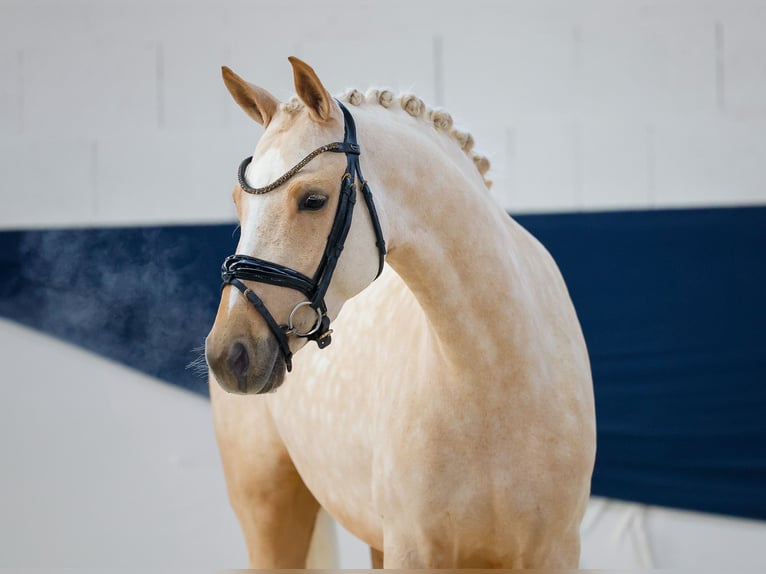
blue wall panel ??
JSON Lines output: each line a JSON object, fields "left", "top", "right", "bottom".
{"left": 1, "top": 207, "right": 764, "bottom": 520}
{"left": 527, "top": 208, "right": 766, "bottom": 520}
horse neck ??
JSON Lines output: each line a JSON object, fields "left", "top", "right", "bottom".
{"left": 358, "top": 108, "right": 526, "bottom": 370}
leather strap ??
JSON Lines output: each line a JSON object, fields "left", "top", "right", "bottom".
{"left": 361, "top": 180, "right": 387, "bottom": 278}
{"left": 226, "top": 278, "right": 293, "bottom": 372}
{"left": 310, "top": 172, "right": 357, "bottom": 309}
{"left": 238, "top": 142, "right": 359, "bottom": 195}
{"left": 222, "top": 255, "right": 314, "bottom": 299}
{"left": 336, "top": 102, "right": 387, "bottom": 278}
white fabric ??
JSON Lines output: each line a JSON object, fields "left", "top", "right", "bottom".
{"left": 580, "top": 497, "right": 766, "bottom": 569}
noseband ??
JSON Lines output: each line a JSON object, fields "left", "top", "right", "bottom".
{"left": 221, "top": 101, "right": 386, "bottom": 373}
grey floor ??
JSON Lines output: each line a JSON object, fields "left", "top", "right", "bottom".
{"left": 0, "top": 319, "right": 246, "bottom": 568}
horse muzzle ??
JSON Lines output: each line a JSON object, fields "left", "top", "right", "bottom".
{"left": 205, "top": 334, "right": 286, "bottom": 395}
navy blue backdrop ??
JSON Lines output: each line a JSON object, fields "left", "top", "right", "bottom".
{"left": 1, "top": 206, "right": 764, "bottom": 521}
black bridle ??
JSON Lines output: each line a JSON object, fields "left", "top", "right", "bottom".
{"left": 221, "top": 101, "right": 386, "bottom": 373}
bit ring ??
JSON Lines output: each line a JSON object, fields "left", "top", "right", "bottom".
{"left": 287, "top": 301, "right": 324, "bottom": 337}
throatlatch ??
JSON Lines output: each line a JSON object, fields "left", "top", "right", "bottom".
{"left": 221, "top": 101, "right": 386, "bottom": 372}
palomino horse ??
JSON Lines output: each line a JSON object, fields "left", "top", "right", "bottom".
{"left": 206, "top": 57, "right": 596, "bottom": 569}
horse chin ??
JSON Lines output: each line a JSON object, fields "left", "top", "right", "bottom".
{"left": 250, "top": 349, "right": 287, "bottom": 395}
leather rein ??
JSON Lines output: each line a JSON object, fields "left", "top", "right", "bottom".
{"left": 221, "top": 101, "right": 386, "bottom": 373}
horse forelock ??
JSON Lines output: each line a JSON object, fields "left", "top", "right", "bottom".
{"left": 278, "top": 89, "right": 493, "bottom": 190}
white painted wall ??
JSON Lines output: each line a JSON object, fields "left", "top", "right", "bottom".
{"left": 1, "top": 0, "right": 765, "bottom": 230}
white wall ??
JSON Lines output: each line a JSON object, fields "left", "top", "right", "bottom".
{"left": 1, "top": 0, "right": 765, "bottom": 230}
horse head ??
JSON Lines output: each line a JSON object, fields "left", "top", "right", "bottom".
{"left": 206, "top": 57, "right": 386, "bottom": 395}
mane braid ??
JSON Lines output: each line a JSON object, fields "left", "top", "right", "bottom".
{"left": 280, "top": 89, "right": 492, "bottom": 189}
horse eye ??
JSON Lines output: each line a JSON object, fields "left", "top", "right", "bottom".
{"left": 299, "top": 193, "right": 328, "bottom": 211}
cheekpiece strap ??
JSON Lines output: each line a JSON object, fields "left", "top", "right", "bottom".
{"left": 335, "top": 101, "right": 387, "bottom": 278}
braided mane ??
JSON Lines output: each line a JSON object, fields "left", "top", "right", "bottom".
{"left": 280, "top": 89, "right": 492, "bottom": 189}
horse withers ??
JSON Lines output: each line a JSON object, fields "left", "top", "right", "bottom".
{"left": 205, "top": 57, "right": 596, "bottom": 569}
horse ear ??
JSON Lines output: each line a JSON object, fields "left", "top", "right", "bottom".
{"left": 288, "top": 56, "right": 333, "bottom": 122}
{"left": 221, "top": 66, "right": 279, "bottom": 127}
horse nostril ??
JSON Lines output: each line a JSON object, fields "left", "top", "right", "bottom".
{"left": 227, "top": 342, "right": 250, "bottom": 390}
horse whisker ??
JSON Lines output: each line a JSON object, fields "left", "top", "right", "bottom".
{"left": 186, "top": 343, "right": 209, "bottom": 379}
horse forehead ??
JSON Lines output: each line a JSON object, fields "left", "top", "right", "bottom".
{"left": 237, "top": 114, "right": 340, "bottom": 241}
{"left": 245, "top": 147, "right": 286, "bottom": 188}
